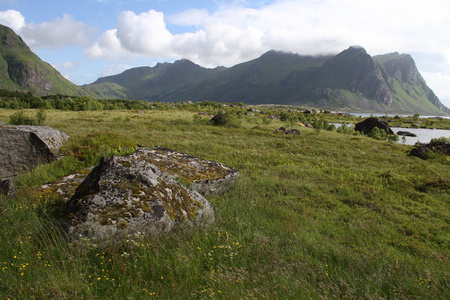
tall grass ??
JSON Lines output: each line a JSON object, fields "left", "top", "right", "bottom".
{"left": 0, "top": 108, "right": 449, "bottom": 299}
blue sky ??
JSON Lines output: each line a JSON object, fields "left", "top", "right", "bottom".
{"left": 1, "top": 0, "right": 450, "bottom": 108}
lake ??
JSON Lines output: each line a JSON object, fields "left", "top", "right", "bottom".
{"left": 332, "top": 123, "right": 450, "bottom": 145}
{"left": 392, "top": 127, "right": 450, "bottom": 145}
{"left": 346, "top": 112, "right": 450, "bottom": 119}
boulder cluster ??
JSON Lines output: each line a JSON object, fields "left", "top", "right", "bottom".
{"left": 0, "top": 124, "right": 239, "bottom": 243}
{"left": 62, "top": 147, "right": 239, "bottom": 242}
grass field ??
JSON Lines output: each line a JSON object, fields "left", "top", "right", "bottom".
{"left": 0, "top": 107, "right": 449, "bottom": 299}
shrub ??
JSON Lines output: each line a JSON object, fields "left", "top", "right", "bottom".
{"left": 367, "top": 127, "right": 399, "bottom": 141}
{"left": 9, "top": 109, "right": 47, "bottom": 126}
{"left": 336, "top": 123, "right": 354, "bottom": 135}
{"left": 431, "top": 136, "right": 450, "bottom": 143}
{"left": 35, "top": 109, "right": 47, "bottom": 125}
{"left": 9, "top": 110, "right": 36, "bottom": 125}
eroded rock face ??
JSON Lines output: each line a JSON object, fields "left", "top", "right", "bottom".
{"left": 64, "top": 154, "right": 214, "bottom": 241}
{"left": 131, "top": 147, "right": 240, "bottom": 197}
{"left": 355, "top": 117, "right": 394, "bottom": 135}
{"left": 0, "top": 125, "right": 69, "bottom": 178}
{"left": 410, "top": 140, "right": 450, "bottom": 160}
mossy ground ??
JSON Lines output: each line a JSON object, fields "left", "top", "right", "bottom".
{"left": 0, "top": 107, "right": 449, "bottom": 299}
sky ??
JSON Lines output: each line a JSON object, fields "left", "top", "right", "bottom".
{"left": 1, "top": 0, "right": 450, "bottom": 108}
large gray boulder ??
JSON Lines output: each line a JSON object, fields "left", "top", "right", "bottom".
{"left": 64, "top": 153, "right": 215, "bottom": 241}
{"left": 0, "top": 125, "right": 69, "bottom": 178}
{"left": 130, "top": 147, "right": 240, "bottom": 197}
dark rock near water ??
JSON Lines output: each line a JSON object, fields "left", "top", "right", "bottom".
{"left": 409, "top": 140, "right": 450, "bottom": 160}
{"left": 397, "top": 131, "right": 417, "bottom": 137}
{"left": 355, "top": 117, "right": 394, "bottom": 135}
{"left": 0, "top": 125, "right": 69, "bottom": 178}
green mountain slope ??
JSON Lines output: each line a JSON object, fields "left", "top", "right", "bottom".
{"left": 85, "top": 59, "right": 226, "bottom": 100}
{"left": 0, "top": 24, "right": 92, "bottom": 97}
{"left": 86, "top": 47, "right": 449, "bottom": 115}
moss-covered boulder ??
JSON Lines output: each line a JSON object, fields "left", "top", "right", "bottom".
{"left": 131, "top": 147, "right": 240, "bottom": 197}
{"left": 63, "top": 153, "right": 214, "bottom": 242}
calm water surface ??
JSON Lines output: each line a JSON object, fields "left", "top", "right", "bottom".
{"left": 332, "top": 123, "right": 450, "bottom": 145}
{"left": 391, "top": 127, "right": 450, "bottom": 145}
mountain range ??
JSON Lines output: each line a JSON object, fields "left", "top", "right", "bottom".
{"left": 0, "top": 24, "right": 448, "bottom": 114}
{"left": 85, "top": 46, "right": 449, "bottom": 114}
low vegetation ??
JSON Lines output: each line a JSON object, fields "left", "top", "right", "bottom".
{"left": 0, "top": 102, "right": 449, "bottom": 299}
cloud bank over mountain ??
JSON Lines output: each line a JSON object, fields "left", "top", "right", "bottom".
{"left": 1, "top": 0, "right": 450, "bottom": 107}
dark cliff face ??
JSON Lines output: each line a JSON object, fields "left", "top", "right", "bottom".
{"left": 378, "top": 54, "right": 422, "bottom": 85}
{"left": 375, "top": 53, "right": 450, "bottom": 114}
{"left": 320, "top": 46, "right": 393, "bottom": 106}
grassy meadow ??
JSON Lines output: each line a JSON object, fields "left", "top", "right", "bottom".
{"left": 0, "top": 106, "right": 449, "bottom": 299}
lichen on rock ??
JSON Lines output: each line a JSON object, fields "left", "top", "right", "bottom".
{"left": 63, "top": 153, "right": 215, "bottom": 242}
{"left": 130, "top": 146, "right": 240, "bottom": 197}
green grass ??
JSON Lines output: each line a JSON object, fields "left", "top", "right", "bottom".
{"left": 0, "top": 107, "right": 449, "bottom": 299}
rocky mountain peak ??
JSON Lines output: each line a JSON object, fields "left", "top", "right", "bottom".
{"left": 321, "top": 46, "right": 393, "bottom": 106}
{"left": 375, "top": 53, "right": 422, "bottom": 85}
{"left": 0, "top": 25, "right": 28, "bottom": 50}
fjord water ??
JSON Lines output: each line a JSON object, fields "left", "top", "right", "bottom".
{"left": 392, "top": 127, "right": 450, "bottom": 145}
{"left": 344, "top": 113, "right": 450, "bottom": 144}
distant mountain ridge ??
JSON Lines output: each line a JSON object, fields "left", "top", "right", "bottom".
{"left": 0, "top": 24, "right": 91, "bottom": 96}
{"left": 86, "top": 47, "right": 449, "bottom": 115}
{"left": 0, "top": 23, "right": 447, "bottom": 114}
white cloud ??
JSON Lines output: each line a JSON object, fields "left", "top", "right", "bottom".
{"left": 116, "top": 10, "right": 173, "bottom": 57}
{"left": 87, "top": 10, "right": 175, "bottom": 60}
{"left": 85, "top": 0, "right": 450, "bottom": 68}
{"left": 20, "top": 14, "right": 95, "bottom": 49}
{"left": 101, "top": 64, "right": 133, "bottom": 77}
{"left": 0, "top": 9, "right": 25, "bottom": 31}
{"left": 84, "top": 29, "right": 129, "bottom": 60}
{"left": 62, "top": 61, "right": 77, "bottom": 70}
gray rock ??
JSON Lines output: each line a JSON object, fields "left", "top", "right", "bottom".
{"left": 130, "top": 147, "right": 240, "bottom": 197}
{"left": 0, "top": 125, "right": 69, "bottom": 178}
{"left": 64, "top": 154, "right": 214, "bottom": 241}
{"left": 274, "top": 127, "right": 300, "bottom": 135}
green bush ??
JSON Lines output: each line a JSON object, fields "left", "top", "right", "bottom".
{"left": 367, "top": 127, "right": 399, "bottom": 141}
{"left": 336, "top": 123, "right": 354, "bottom": 135}
{"left": 35, "top": 109, "right": 47, "bottom": 125}
{"left": 8, "top": 109, "right": 47, "bottom": 126}
{"left": 431, "top": 136, "right": 450, "bottom": 142}
{"left": 9, "top": 110, "right": 35, "bottom": 125}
